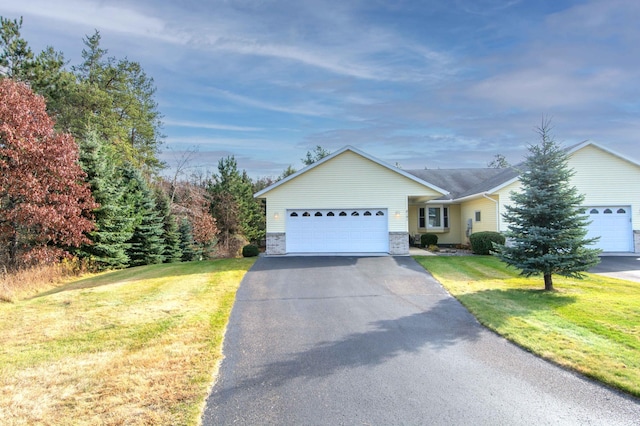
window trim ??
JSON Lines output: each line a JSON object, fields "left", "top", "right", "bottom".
{"left": 424, "top": 205, "right": 449, "bottom": 230}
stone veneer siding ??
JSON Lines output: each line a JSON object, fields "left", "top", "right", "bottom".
{"left": 266, "top": 232, "right": 286, "bottom": 255}
{"left": 635, "top": 230, "right": 640, "bottom": 253}
{"left": 267, "top": 231, "right": 410, "bottom": 255}
{"left": 389, "top": 232, "right": 409, "bottom": 255}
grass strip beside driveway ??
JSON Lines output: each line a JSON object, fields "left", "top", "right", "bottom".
{"left": 414, "top": 255, "right": 640, "bottom": 398}
{"left": 0, "top": 258, "right": 255, "bottom": 425}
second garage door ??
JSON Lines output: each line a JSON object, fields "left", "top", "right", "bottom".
{"left": 286, "top": 209, "right": 389, "bottom": 253}
{"left": 585, "top": 206, "right": 633, "bottom": 252}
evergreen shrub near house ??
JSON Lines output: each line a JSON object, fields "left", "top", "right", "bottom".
{"left": 421, "top": 233, "right": 438, "bottom": 248}
{"left": 242, "top": 244, "right": 260, "bottom": 257}
{"left": 469, "top": 232, "right": 505, "bottom": 255}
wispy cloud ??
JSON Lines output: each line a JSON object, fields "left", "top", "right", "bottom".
{"left": 164, "top": 120, "right": 263, "bottom": 132}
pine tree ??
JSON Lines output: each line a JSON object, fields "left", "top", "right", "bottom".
{"left": 178, "top": 218, "right": 197, "bottom": 261}
{"left": 77, "top": 131, "right": 134, "bottom": 269}
{"left": 154, "top": 187, "right": 182, "bottom": 263}
{"left": 207, "top": 156, "right": 265, "bottom": 253}
{"left": 496, "top": 122, "right": 600, "bottom": 291}
{"left": 122, "top": 165, "right": 165, "bottom": 266}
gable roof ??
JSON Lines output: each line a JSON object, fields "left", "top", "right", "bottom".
{"left": 254, "top": 145, "right": 450, "bottom": 198}
{"left": 255, "top": 141, "right": 639, "bottom": 201}
{"left": 567, "top": 140, "right": 640, "bottom": 168}
{"left": 405, "top": 168, "right": 508, "bottom": 200}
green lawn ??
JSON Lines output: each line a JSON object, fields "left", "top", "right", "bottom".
{"left": 413, "top": 255, "right": 640, "bottom": 397}
{"left": 0, "top": 258, "right": 256, "bottom": 425}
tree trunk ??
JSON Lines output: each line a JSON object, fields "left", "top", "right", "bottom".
{"left": 544, "top": 273, "right": 554, "bottom": 291}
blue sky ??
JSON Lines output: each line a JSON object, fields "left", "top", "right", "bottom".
{"left": 1, "top": 0, "right": 639, "bottom": 178}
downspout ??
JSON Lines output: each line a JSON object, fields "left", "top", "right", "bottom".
{"left": 482, "top": 193, "right": 500, "bottom": 232}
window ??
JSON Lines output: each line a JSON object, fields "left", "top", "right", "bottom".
{"left": 364, "top": 211, "right": 372, "bottom": 216}
{"left": 376, "top": 211, "right": 385, "bottom": 216}
{"left": 327, "top": 211, "right": 335, "bottom": 216}
{"left": 443, "top": 207, "right": 449, "bottom": 228}
{"left": 603, "top": 208, "right": 613, "bottom": 214}
{"left": 475, "top": 211, "right": 481, "bottom": 222}
{"left": 302, "top": 212, "right": 310, "bottom": 217}
{"left": 590, "top": 209, "right": 599, "bottom": 214}
{"left": 428, "top": 207, "right": 441, "bottom": 227}
{"left": 351, "top": 211, "right": 359, "bottom": 216}
{"left": 339, "top": 211, "right": 347, "bottom": 216}
{"left": 617, "top": 208, "right": 626, "bottom": 214}
{"left": 423, "top": 206, "right": 449, "bottom": 229}
{"left": 290, "top": 212, "right": 298, "bottom": 217}
{"left": 314, "top": 212, "right": 322, "bottom": 216}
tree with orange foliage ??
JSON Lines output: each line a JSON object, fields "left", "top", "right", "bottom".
{"left": 0, "top": 78, "right": 97, "bottom": 268}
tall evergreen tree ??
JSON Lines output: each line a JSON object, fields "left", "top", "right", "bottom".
{"left": 0, "top": 17, "right": 33, "bottom": 80}
{"left": 207, "top": 156, "right": 265, "bottom": 254}
{"left": 122, "top": 165, "right": 165, "bottom": 266}
{"left": 76, "top": 131, "right": 134, "bottom": 269}
{"left": 496, "top": 123, "right": 600, "bottom": 291}
{"left": 154, "top": 187, "right": 182, "bottom": 263}
{"left": 178, "top": 218, "right": 197, "bottom": 262}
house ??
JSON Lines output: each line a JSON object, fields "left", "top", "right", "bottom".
{"left": 254, "top": 142, "right": 640, "bottom": 255}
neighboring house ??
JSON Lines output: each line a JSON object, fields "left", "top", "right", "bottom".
{"left": 255, "top": 142, "right": 640, "bottom": 255}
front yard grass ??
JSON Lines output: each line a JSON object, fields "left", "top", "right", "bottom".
{"left": 0, "top": 258, "right": 255, "bottom": 425}
{"left": 413, "top": 255, "right": 640, "bottom": 398}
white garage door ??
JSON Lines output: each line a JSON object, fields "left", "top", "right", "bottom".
{"left": 585, "top": 206, "right": 633, "bottom": 252}
{"left": 286, "top": 209, "right": 389, "bottom": 253}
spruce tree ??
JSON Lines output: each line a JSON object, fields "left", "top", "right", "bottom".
{"left": 154, "top": 187, "right": 182, "bottom": 263}
{"left": 77, "top": 132, "right": 134, "bottom": 269}
{"left": 122, "top": 165, "right": 165, "bottom": 266}
{"left": 496, "top": 123, "right": 600, "bottom": 291}
{"left": 178, "top": 218, "right": 197, "bottom": 261}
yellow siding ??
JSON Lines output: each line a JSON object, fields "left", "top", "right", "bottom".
{"left": 262, "top": 151, "right": 442, "bottom": 233}
{"left": 408, "top": 204, "right": 461, "bottom": 244}
{"left": 460, "top": 196, "right": 498, "bottom": 240}
{"left": 568, "top": 145, "right": 640, "bottom": 230}
{"left": 495, "top": 145, "right": 640, "bottom": 231}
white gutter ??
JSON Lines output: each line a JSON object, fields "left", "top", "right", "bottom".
{"left": 482, "top": 193, "right": 500, "bottom": 232}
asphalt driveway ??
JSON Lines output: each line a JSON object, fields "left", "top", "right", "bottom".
{"left": 202, "top": 256, "right": 640, "bottom": 425}
{"left": 590, "top": 255, "right": 640, "bottom": 283}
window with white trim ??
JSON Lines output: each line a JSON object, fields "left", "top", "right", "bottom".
{"left": 424, "top": 206, "right": 449, "bottom": 229}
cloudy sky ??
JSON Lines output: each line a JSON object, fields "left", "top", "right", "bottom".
{"left": 1, "top": 0, "right": 639, "bottom": 178}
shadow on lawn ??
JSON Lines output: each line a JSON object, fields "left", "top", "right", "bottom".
{"left": 456, "top": 288, "right": 578, "bottom": 328}
{"left": 214, "top": 296, "right": 482, "bottom": 395}
{"left": 30, "top": 258, "right": 253, "bottom": 299}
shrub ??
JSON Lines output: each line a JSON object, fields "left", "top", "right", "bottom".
{"left": 427, "top": 245, "right": 440, "bottom": 252}
{"left": 469, "top": 232, "right": 506, "bottom": 255}
{"left": 242, "top": 244, "right": 260, "bottom": 257}
{"left": 420, "top": 233, "right": 438, "bottom": 247}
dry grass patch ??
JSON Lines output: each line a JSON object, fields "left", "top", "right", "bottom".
{"left": 414, "top": 255, "right": 640, "bottom": 398}
{"left": 0, "top": 258, "right": 255, "bottom": 425}
{"left": 0, "top": 259, "right": 91, "bottom": 303}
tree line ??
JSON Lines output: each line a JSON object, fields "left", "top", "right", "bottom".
{"left": 1, "top": 16, "right": 321, "bottom": 272}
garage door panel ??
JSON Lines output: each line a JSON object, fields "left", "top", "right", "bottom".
{"left": 585, "top": 206, "right": 633, "bottom": 252}
{"left": 286, "top": 209, "right": 389, "bottom": 253}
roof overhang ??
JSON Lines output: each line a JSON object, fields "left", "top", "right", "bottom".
{"left": 254, "top": 145, "right": 450, "bottom": 198}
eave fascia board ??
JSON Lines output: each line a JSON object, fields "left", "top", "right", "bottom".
{"left": 254, "top": 145, "right": 450, "bottom": 198}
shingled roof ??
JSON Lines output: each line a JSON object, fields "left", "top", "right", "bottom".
{"left": 405, "top": 167, "right": 520, "bottom": 200}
